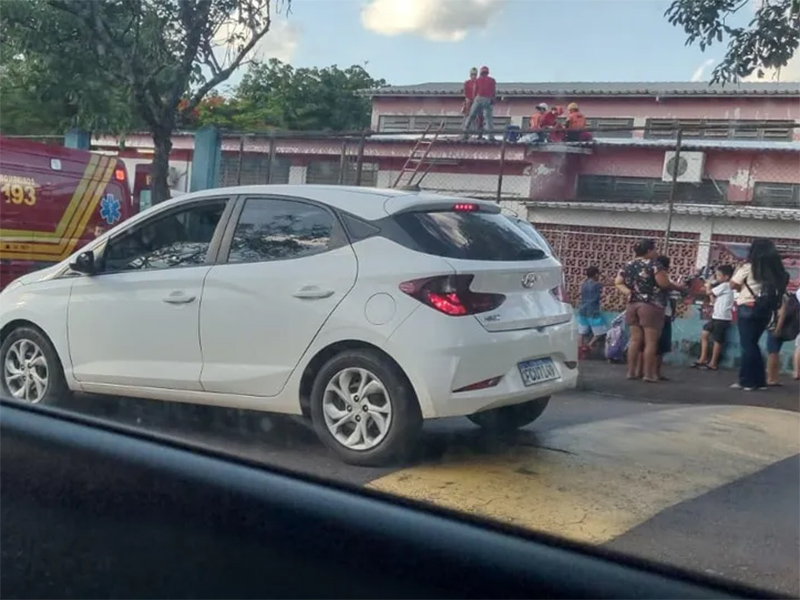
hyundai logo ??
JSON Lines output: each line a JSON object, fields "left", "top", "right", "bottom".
{"left": 521, "top": 273, "right": 539, "bottom": 288}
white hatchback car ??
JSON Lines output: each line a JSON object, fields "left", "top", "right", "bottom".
{"left": 0, "top": 185, "right": 578, "bottom": 465}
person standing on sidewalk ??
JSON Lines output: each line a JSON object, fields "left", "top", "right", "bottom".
{"left": 577, "top": 266, "right": 607, "bottom": 354}
{"left": 693, "top": 264, "right": 734, "bottom": 370}
{"left": 614, "top": 239, "right": 684, "bottom": 383}
{"left": 729, "top": 238, "right": 788, "bottom": 391}
{"left": 463, "top": 66, "right": 496, "bottom": 141}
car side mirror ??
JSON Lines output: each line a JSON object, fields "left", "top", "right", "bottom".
{"left": 70, "top": 251, "right": 97, "bottom": 275}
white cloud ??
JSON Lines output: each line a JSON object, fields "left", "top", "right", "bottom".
{"left": 361, "top": 0, "right": 504, "bottom": 42}
{"left": 690, "top": 58, "right": 715, "bottom": 82}
{"left": 252, "top": 20, "right": 300, "bottom": 63}
{"left": 743, "top": 49, "right": 800, "bottom": 82}
{"left": 214, "top": 17, "right": 300, "bottom": 66}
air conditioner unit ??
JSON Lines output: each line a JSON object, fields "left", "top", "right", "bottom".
{"left": 662, "top": 151, "right": 705, "bottom": 183}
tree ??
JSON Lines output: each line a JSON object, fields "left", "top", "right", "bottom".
{"left": 0, "top": 2, "right": 141, "bottom": 135}
{"left": 2, "top": 0, "right": 290, "bottom": 204}
{"left": 218, "top": 59, "right": 386, "bottom": 131}
{"left": 666, "top": 0, "right": 800, "bottom": 83}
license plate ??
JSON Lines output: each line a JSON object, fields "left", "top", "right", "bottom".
{"left": 517, "top": 358, "right": 559, "bottom": 387}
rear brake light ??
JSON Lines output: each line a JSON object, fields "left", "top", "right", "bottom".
{"left": 114, "top": 169, "right": 126, "bottom": 181}
{"left": 453, "top": 202, "right": 479, "bottom": 212}
{"left": 453, "top": 376, "right": 502, "bottom": 393}
{"left": 399, "top": 274, "right": 505, "bottom": 316}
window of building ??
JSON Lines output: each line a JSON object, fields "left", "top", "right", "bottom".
{"left": 104, "top": 200, "right": 228, "bottom": 272}
{"left": 576, "top": 175, "right": 728, "bottom": 204}
{"left": 644, "top": 119, "right": 793, "bottom": 141}
{"left": 377, "top": 114, "right": 511, "bottom": 133}
{"left": 752, "top": 183, "right": 800, "bottom": 208}
{"left": 306, "top": 160, "right": 378, "bottom": 186}
{"left": 227, "top": 198, "right": 334, "bottom": 263}
{"left": 219, "top": 154, "right": 290, "bottom": 186}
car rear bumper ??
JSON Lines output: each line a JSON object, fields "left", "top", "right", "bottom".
{"left": 385, "top": 307, "right": 579, "bottom": 419}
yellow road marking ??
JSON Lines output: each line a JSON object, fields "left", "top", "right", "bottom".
{"left": 368, "top": 406, "right": 800, "bottom": 545}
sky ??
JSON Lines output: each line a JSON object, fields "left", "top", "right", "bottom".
{"left": 228, "top": 0, "right": 799, "bottom": 87}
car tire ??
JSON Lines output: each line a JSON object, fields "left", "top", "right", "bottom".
{"left": 0, "top": 326, "right": 69, "bottom": 406}
{"left": 310, "top": 349, "right": 422, "bottom": 467}
{"left": 467, "top": 396, "right": 550, "bottom": 433}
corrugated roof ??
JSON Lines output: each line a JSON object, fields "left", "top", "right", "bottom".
{"left": 368, "top": 81, "right": 800, "bottom": 97}
{"left": 525, "top": 201, "right": 800, "bottom": 221}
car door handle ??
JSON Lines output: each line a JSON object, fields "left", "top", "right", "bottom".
{"left": 292, "top": 286, "right": 335, "bottom": 300}
{"left": 162, "top": 292, "right": 197, "bottom": 305}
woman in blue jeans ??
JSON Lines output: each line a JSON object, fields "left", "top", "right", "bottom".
{"left": 730, "top": 239, "right": 789, "bottom": 391}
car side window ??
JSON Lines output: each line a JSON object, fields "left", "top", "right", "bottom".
{"left": 227, "top": 198, "right": 334, "bottom": 264}
{"left": 103, "top": 200, "right": 227, "bottom": 272}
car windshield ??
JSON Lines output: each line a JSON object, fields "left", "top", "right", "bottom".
{"left": 2, "top": 1, "right": 799, "bottom": 597}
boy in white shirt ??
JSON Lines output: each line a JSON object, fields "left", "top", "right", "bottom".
{"left": 693, "top": 265, "right": 734, "bottom": 370}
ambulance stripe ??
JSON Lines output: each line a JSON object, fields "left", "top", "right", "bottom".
{"left": 367, "top": 406, "right": 799, "bottom": 545}
{"left": 0, "top": 157, "right": 114, "bottom": 261}
{"left": 0, "top": 155, "right": 101, "bottom": 239}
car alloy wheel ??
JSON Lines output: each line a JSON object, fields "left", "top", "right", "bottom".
{"left": 4, "top": 338, "right": 50, "bottom": 403}
{"left": 322, "top": 367, "right": 393, "bottom": 451}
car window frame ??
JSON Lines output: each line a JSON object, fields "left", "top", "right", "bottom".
{"left": 93, "top": 196, "right": 236, "bottom": 276}
{"left": 217, "top": 194, "right": 349, "bottom": 266}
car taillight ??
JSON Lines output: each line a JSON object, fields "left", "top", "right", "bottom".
{"left": 399, "top": 274, "right": 505, "bottom": 316}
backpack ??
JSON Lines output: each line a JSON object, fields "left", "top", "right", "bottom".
{"left": 777, "top": 293, "right": 800, "bottom": 342}
{"left": 605, "top": 313, "right": 627, "bottom": 363}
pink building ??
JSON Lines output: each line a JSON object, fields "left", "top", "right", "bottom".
{"left": 366, "top": 81, "right": 800, "bottom": 207}
{"left": 93, "top": 81, "right": 800, "bottom": 313}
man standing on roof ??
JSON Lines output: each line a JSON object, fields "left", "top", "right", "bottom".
{"left": 462, "top": 68, "right": 483, "bottom": 132}
{"left": 462, "top": 65, "right": 496, "bottom": 141}
{"left": 565, "top": 102, "right": 589, "bottom": 142}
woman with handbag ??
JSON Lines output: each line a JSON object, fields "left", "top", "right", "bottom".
{"left": 729, "top": 239, "right": 789, "bottom": 391}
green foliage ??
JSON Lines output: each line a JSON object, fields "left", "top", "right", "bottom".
{"left": 666, "top": 0, "right": 800, "bottom": 82}
{"left": 1, "top": 0, "right": 289, "bottom": 203}
{"left": 192, "top": 59, "right": 386, "bottom": 132}
{"left": 0, "top": 0, "right": 140, "bottom": 134}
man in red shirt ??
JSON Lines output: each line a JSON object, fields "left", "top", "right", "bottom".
{"left": 529, "top": 103, "right": 556, "bottom": 143}
{"left": 463, "top": 65, "right": 496, "bottom": 141}
{"left": 462, "top": 68, "right": 483, "bottom": 131}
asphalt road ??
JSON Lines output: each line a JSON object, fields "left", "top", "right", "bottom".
{"left": 59, "top": 391, "right": 800, "bottom": 597}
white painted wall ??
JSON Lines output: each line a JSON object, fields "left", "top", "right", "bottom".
{"left": 525, "top": 206, "right": 800, "bottom": 242}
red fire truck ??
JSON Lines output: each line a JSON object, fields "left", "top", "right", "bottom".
{"left": 0, "top": 137, "right": 135, "bottom": 289}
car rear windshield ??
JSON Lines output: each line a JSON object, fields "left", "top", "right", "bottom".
{"left": 393, "top": 210, "right": 547, "bottom": 261}
{"left": 508, "top": 218, "right": 553, "bottom": 256}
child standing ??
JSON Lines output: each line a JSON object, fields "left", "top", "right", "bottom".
{"left": 577, "top": 266, "right": 607, "bottom": 353}
{"left": 694, "top": 265, "right": 734, "bottom": 370}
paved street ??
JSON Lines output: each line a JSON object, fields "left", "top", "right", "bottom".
{"left": 59, "top": 390, "right": 799, "bottom": 596}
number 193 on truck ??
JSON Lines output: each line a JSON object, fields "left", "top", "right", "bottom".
{"left": 0, "top": 137, "right": 135, "bottom": 290}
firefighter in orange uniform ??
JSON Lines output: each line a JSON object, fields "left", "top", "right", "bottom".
{"left": 565, "top": 102, "right": 588, "bottom": 142}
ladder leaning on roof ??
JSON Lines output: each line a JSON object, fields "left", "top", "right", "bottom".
{"left": 391, "top": 122, "right": 445, "bottom": 189}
